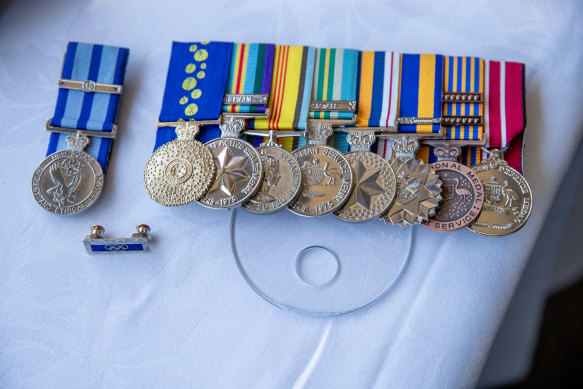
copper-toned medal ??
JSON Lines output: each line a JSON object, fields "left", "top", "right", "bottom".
{"left": 424, "top": 144, "right": 484, "bottom": 232}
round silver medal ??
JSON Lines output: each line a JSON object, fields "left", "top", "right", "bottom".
{"left": 243, "top": 137, "right": 302, "bottom": 214}
{"left": 31, "top": 135, "right": 104, "bottom": 215}
{"left": 290, "top": 145, "right": 353, "bottom": 217}
{"left": 198, "top": 118, "right": 263, "bottom": 209}
{"left": 334, "top": 131, "right": 397, "bottom": 222}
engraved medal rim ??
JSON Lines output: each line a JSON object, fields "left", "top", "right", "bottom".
{"left": 334, "top": 151, "right": 397, "bottom": 223}
{"left": 468, "top": 159, "right": 533, "bottom": 236}
{"left": 197, "top": 137, "right": 264, "bottom": 209}
{"left": 31, "top": 149, "right": 104, "bottom": 215}
{"left": 242, "top": 145, "right": 302, "bottom": 215}
{"left": 425, "top": 161, "right": 485, "bottom": 233}
{"left": 289, "top": 144, "right": 354, "bottom": 217}
{"left": 143, "top": 138, "right": 217, "bottom": 207}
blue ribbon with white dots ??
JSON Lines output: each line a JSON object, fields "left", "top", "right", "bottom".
{"left": 47, "top": 42, "right": 129, "bottom": 173}
{"left": 154, "top": 41, "right": 233, "bottom": 151}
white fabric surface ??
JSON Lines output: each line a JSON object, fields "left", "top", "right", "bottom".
{"left": 1, "top": 0, "right": 582, "bottom": 388}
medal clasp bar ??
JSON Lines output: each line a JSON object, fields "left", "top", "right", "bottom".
{"left": 157, "top": 118, "right": 222, "bottom": 140}
{"left": 45, "top": 119, "right": 117, "bottom": 139}
{"left": 58, "top": 79, "right": 122, "bottom": 94}
{"left": 422, "top": 137, "right": 488, "bottom": 162}
{"left": 309, "top": 100, "right": 356, "bottom": 112}
{"left": 83, "top": 225, "right": 151, "bottom": 254}
{"left": 441, "top": 92, "right": 484, "bottom": 128}
{"left": 223, "top": 94, "right": 270, "bottom": 118}
{"left": 307, "top": 99, "right": 357, "bottom": 140}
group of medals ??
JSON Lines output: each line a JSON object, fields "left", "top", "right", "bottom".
{"left": 32, "top": 41, "right": 533, "bottom": 237}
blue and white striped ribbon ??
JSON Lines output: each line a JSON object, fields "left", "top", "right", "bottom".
{"left": 46, "top": 42, "right": 129, "bottom": 172}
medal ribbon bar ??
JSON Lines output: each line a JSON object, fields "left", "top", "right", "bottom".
{"left": 396, "top": 53, "right": 444, "bottom": 135}
{"left": 153, "top": 41, "right": 233, "bottom": 148}
{"left": 46, "top": 42, "right": 129, "bottom": 172}
{"left": 418, "top": 56, "right": 486, "bottom": 166}
{"left": 351, "top": 51, "right": 400, "bottom": 159}
{"left": 221, "top": 43, "right": 275, "bottom": 117}
{"left": 308, "top": 48, "right": 359, "bottom": 153}
{"left": 482, "top": 60, "right": 527, "bottom": 172}
{"left": 247, "top": 45, "right": 316, "bottom": 152}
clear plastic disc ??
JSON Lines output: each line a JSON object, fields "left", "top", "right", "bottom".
{"left": 231, "top": 208, "right": 413, "bottom": 316}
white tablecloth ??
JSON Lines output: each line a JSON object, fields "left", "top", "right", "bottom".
{"left": 1, "top": 0, "right": 582, "bottom": 387}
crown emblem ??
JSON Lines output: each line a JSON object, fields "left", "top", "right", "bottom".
{"left": 220, "top": 116, "right": 245, "bottom": 138}
{"left": 392, "top": 136, "right": 419, "bottom": 159}
{"left": 433, "top": 144, "right": 461, "bottom": 161}
{"left": 346, "top": 131, "right": 375, "bottom": 152}
{"left": 306, "top": 121, "right": 333, "bottom": 145}
{"left": 66, "top": 133, "right": 90, "bottom": 151}
{"left": 174, "top": 121, "right": 201, "bottom": 140}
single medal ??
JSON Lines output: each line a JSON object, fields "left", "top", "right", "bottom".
{"left": 418, "top": 57, "right": 487, "bottom": 232}
{"left": 469, "top": 148, "right": 532, "bottom": 235}
{"left": 381, "top": 136, "right": 443, "bottom": 226}
{"left": 334, "top": 130, "right": 397, "bottom": 222}
{"left": 288, "top": 47, "right": 359, "bottom": 217}
{"left": 144, "top": 41, "right": 233, "bottom": 206}
{"left": 467, "top": 60, "right": 531, "bottom": 235}
{"left": 198, "top": 116, "right": 263, "bottom": 208}
{"left": 31, "top": 42, "right": 129, "bottom": 215}
{"left": 424, "top": 142, "right": 484, "bottom": 232}
{"left": 144, "top": 121, "right": 217, "bottom": 206}
{"left": 290, "top": 122, "right": 354, "bottom": 216}
{"left": 242, "top": 130, "right": 302, "bottom": 214}
{"left": 32, "top": 133, "right": 104, "bottom": 215}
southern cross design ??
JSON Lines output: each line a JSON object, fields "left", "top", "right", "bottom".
{"left": 348, "top": 159, "right": 384, "bottom": 210}
{"left": 208, "top": 145, "right": 250, "bottom": 196}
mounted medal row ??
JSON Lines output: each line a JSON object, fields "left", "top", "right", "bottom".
{"left": 31, "top": 41, "right": 532, "bottom": 236}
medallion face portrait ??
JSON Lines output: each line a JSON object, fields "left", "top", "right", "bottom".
{"left": 334, "top": 151, "right": 396, "bottom": 222}
{"left": 32, "top": 150, "right": 104, "bottom": 215}
{"left": 243, "top": 146, "right": 301, "bottom": 214}
{"left": 290, "top": 145, "right": 353, "bottom": 217}
{"left": 144, "top": 138, "right": 217, "bottom": 206}
{"left": 425, "top": 161, "right": 484, "bottom": 232}
{"left": 469, "top": 157, "right": 533, "bottom": 236}
{"left": 198, "top": 138, "right": 263, "bottom": 209}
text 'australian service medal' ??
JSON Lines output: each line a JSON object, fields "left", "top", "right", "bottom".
{"left": 425, "top": 161, "right": 484, "bottom": 232}
{"left": 290, "top": 145, "right": 353, "bottom": 217}
{"left": 469, "top": 152, "right": 532, "bottom": 236}
{"left": 32, "top": 135, "right": 104, "bottom": 215}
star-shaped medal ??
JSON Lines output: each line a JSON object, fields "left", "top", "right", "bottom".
{"left": 348, "top": 159, "right": 384, "bottom": 210}
{"left": 208, "top": 145, "right": 250, "bottom": 196}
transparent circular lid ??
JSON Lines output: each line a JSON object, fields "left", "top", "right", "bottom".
{"left": 231, "top": 208, "right": 413, "bottom": 316}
